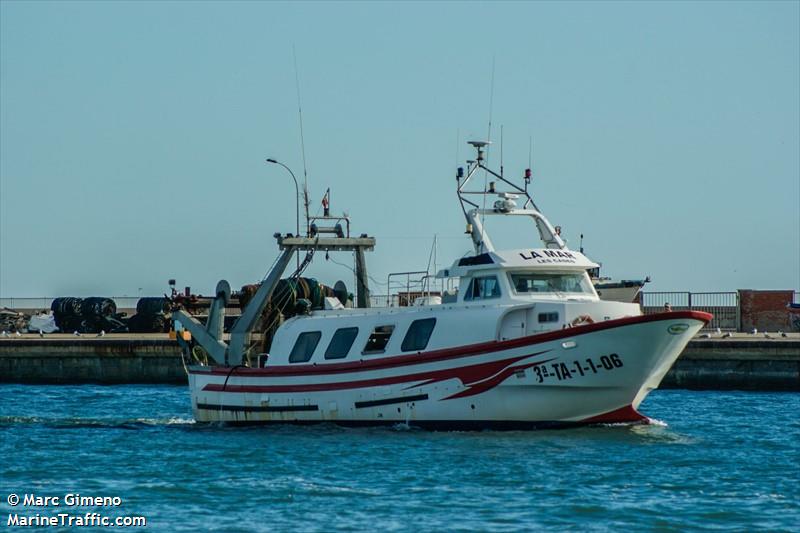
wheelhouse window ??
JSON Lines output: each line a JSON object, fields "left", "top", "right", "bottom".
{"left": 289, "top": 331, "right": 322, "bottom": 363}
{"left": 538, "top": 312, "right": 559, "bottom": 323}
{"left": 463, "top": 276, "right": 501, "bottom": 301}
{"left": 325, "top": 327, "right": 359, "bottom": 360}
{"left": 401, "top": 318, "right": 436, "bottom": 352}
{"left": 509, "top": 272, "right": 594, "bottom": 295}
{"left": 362, "top": 325, "right": 395, "bottom": 355}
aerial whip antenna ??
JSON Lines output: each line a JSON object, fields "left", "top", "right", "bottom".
{"left": 455, "top": 128, "right": 460, "bottom": 170}
{"left": 485, "top": 55, "right": 495, "bottom": 158}
{"left": 500, "top": 125, "right": 504, "bottom": 178}
{"left": 479, "top": 55, "right": 496, "bottom": 252}
{"left": 424, "top": 234, "right": 437, "bottom": 295}
{"left": 523, "top": 134, "right": 533, "bottom": 203}
{"left": 293, "top": 45, "right": 310, "bottom": 235}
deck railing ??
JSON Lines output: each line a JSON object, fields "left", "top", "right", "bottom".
{"left": 370, "top": 294, "right": 399, "bottom": 308}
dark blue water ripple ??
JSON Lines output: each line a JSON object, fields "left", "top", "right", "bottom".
{"left": 1, "top": 385, "right": 798, "bottom": 531}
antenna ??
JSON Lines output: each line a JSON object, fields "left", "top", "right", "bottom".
{"left": 480, "top": 55, "right": 496, "bottom": 253}
{"left": 500, "top": 125, "right": 504, "bottom": 178}
{"left": 455, "top": 128, "right": 460, "bottom": 171}
{"left": 486, "top": 55, "right": 496, "bottom": 153}
{"left": 425, "top": 234, "right": 437, "bottom": 294}
{"left": 524, "top": 135, "right": 533, "bottom": 199}
{"left": 293, "top": 45, "right": 310, "bottom": 235}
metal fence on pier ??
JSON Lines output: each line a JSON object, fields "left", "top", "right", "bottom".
{"left": 5, "top": 291, "right": 798, "bottom": 331}
{"left": 1, "top": 296, "right": 142, "bottom": 313}
{"left": 640, "top": 291, "right": 739, "bottom": 331}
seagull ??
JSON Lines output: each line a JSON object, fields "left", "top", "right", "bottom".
{"left": 96, "top": 330, "right": 105, "bottom": 337}
{"left": 764, "top": 332, "right": 772, "bottom": 339}
{"left": 780, "top": 331, "right": 788, "bottom": 338}
{"left": 699, "top": 333, "right": 712, "bottom": 338}
{"left": 1, "top": 331, "right": 8, "bottom": 337}
{"left": 38, "top": 330, "right": 44, "bottom": 338}
{"left": 751, "top": 328, "right": 758, "bottom": 335}
{"left": 722, "top": 332, "right": 732, "bottom": 338}
{"left": 715, "top": 327, "right": 722, "bottom": 336}
{"left": 73, "top": 331, "right": 81, "bottom": 336}
{"left": 14, "top": 331, "right": 21, "bottom": 337}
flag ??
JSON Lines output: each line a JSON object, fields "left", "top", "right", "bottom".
{"left": 321, "top": 189, "right": 330, "bottom": 211}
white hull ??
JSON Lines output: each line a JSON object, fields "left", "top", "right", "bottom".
{"left": 188, "top": 312, "right": 708, "bottom": 429}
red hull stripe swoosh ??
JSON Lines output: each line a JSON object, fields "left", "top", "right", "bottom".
{"left": 443, "top": 360, "right": 549, "bottom": 400}
{"left": 191, "top": 311, "right": 711, "bottom": 378}
{"left": 202, "top": 352, "right": 553, "bottom": 394}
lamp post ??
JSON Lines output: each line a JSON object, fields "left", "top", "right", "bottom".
{"left": 265, "top": 158, "right": 301, "bottom": 239}
{"left": 266, "top": 158, "right": 302, "bottom": 269}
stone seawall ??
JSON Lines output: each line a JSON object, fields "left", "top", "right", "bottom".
{"left": 660, "top": 337, "right": 799, "bottom": 391}
{"left": 0, "top": 334, "right": 798, "bottom": 390}
{"left": 0, "top": 335, "right": 184, "bottom": 384}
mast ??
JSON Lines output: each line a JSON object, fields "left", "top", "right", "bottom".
{"left": 455, "top": 141, "right": 566, "bottom": 253}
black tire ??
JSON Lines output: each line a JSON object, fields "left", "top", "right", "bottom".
{"left": 81, "top": 297, "right": 117, "bottom": 318}
{"left": 136, "top": 297, "right": 168, "bottom": 315}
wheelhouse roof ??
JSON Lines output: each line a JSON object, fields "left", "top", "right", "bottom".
{"left": 438, "top": 248, "right": 598, "bottom": 278}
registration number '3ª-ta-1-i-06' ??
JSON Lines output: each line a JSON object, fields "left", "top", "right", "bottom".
{"left": 533, "top": 354, "right": 624, "bottom": 383}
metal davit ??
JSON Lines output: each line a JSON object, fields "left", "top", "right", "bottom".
{"left": 173, "top": 200, "right": 375, "bottom": 367}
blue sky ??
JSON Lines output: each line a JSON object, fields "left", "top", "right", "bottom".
{"left": 1, "top": 1, "right": 798, "bottom": 298}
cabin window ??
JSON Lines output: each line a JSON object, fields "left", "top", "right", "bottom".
{"left": 538, "top": 312, "right": 559, "bottom": 323}
{"left": 325, "top": 327, "right": 359, "bottom": 360}
{"left": 362, "top": 325, "right": 395, "bottom": 354}
{"left": 401, "top": 318, "right": 436, "bottom": 352}
{"left": 289, "top": 331, "right": 322, "bottom": 363}
{"left": 509, "top": 272, "right": 594, "bottom": 295}
{"left": 463, "top": 276, "right": 501, "bottom": 301}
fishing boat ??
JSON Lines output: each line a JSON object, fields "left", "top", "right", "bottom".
{"left": 592, "top": 274, "right": 649, "bottom": 303}
{"left": 175, "top": 141, "right": 710, "bottom": 429}
{"left": 581, "top": 237, "right": 650, "bottom": 303}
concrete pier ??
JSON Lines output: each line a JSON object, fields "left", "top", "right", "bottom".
{"left": 0, "top": 333, "right": 798, "bottom": 390}
{"left": 660, "top": 335, "right": 799, "bottom": 391}
{"left": 0, "top": 334, "right": 184, "bottom": 384}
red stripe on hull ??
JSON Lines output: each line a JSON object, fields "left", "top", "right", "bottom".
{"left": 443, "top": 361, "right": 545, "bottom": 400}
{"left": 190, "top": 311, "right": 711, "bottom": 378}
{"left": 202, "top": 352, "right": 555, "bottom": 394}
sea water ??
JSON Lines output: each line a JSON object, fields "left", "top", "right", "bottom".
{"left": 1, "top": 385, "right": 798, "bottom": 531}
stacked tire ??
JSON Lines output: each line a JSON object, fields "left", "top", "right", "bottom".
{"left": 51, "top": 297, "right": 84, "bottom": 332}
{"left": 127, "top": 297, "right": 170, "bottom": 333}
{"left": 51, "top": 297, "right": 125, "bottom": 333}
